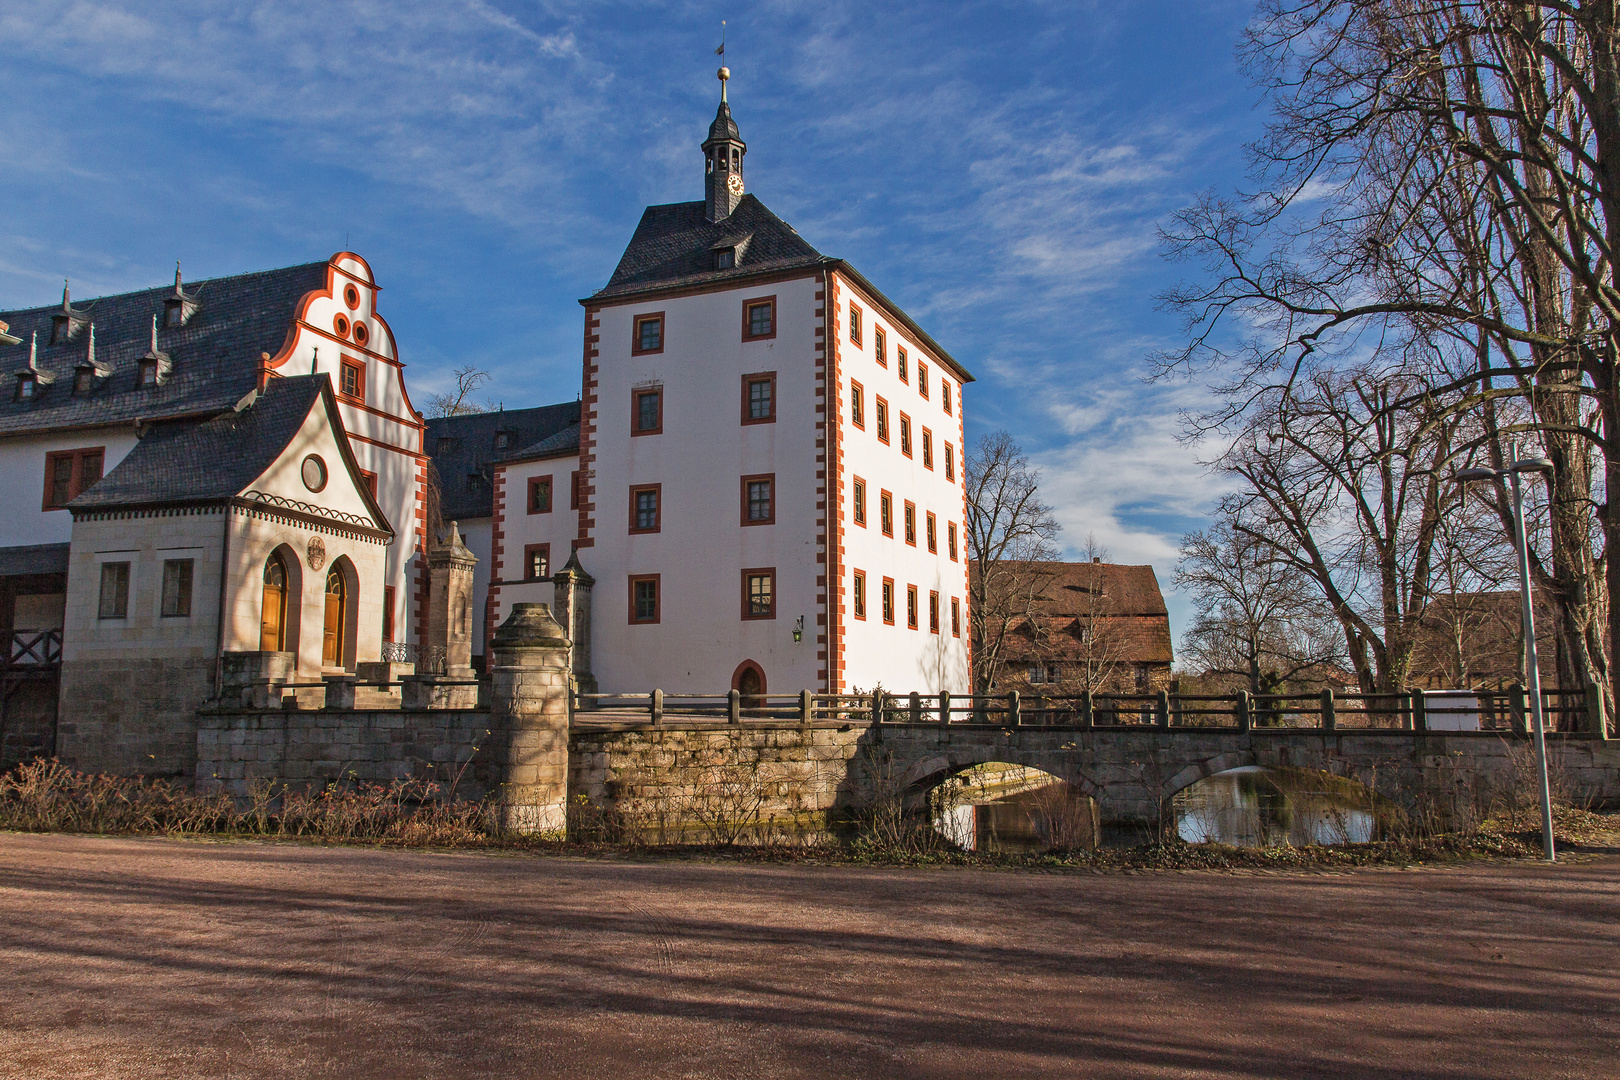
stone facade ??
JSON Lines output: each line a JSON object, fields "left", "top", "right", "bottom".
{"left": 60, "top": 657, "right": 216, "bottom": 777}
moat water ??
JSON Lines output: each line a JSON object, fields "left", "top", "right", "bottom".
{"left": 1173, "top": 766, "right": 1378, "bottom": 846}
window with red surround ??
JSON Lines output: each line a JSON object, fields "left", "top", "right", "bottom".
{"left": 875, "top": 327, "right": 887, "bottom": 367}
{"left": 904, "top": 501, "right": 916, "bottom": 546}
{"left": 340, "top": 360, "right": 364, "bottom": 402}
{"left": 849, "top": 303, "right": 863, "bottom": 346}
{"left": 899, "top": 413, "right": 912, "bottom": 457}
{"left": 881, "top": 577, "right": 895, "bottom": 624}
{"left": 629, "top": 574, "right": 660, "bottom": 624}
{"left": 741, "top": 473, "right": 775, "bottom": 526}
{"left": 528, "top": 475, "right": 553, "bottom": 514}
{"left": 852, "top": 570, "right": 867, "bottom": 619}
{"left": 897, "top": 346, "right": 908, "bottom": 383}
{"left": 524, "top": 544, "right": 551, "bottom": 581}
{"left": 632, "top": 312, "right": 665, "bottom": 356}
{"left": 741, "top": 371, "right": 776, "bottom": 425}
{"left": 947, "top": 521, "right": 958, "bottom": 561}
{"left": 43, "top": 447, "right": 104, "bottom": 510}
{"left": 850, "top": 381, "right": 865, "bottom": 428}
{"left": 929, "top": 591, "right": 940, "bottom": 634}
{"left": 629, "top": 484, "right": 661, "bottom": 534}
{"left": 907, "top": 585, "right": 919, "bottom": 629}
{"left": 945, "top": 442, "right": 955, "bottom": 481}
{"left": 632, "top": 386, "right": 663, "bottom": 436}
{"left": 918, "top": 363, "right": 929, "bottom": 399}
{"left": 926, "top": 511, "right": 937, "bottom": 553}
{"left": 876, "top": 397, "right": 889, "bottom": 443}
{"left": 879, "top": 490, "right": 894, "bottom": 537}
{"left": 359, "top": 469, "right": 378, "bottom": 497}
{"left": 742, "top": 296, "right": 777, "bottom": 342}
{"left": 852, "top": 477, "right": 867, "bottom": 526}
{"left": 741, "top": 567, "right": 776, "bottom": 620}
{"left": 951, "top": 597, "right": 961, "bottom": 637}
{"left": 943, "top": 381, "right": 953, "bottom": 415}
{"left": 921, "top": 428, "right": 933, "bottom": 469}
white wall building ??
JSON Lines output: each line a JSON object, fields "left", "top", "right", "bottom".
{"left": 488, "top": 72, "right": 973, "bottom": 697}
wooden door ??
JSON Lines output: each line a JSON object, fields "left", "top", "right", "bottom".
{"left": 322, "top": 567, "right": 345, "bottom": 667}
{"left": 260, "top": 556, "right": 286, "bottom": 652}
{"left": 737, "top": 664, "right": 764, "bottom": 716}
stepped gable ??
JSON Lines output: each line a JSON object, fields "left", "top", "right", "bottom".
{"left": 591, "top": 195, "right": 827, "bottom": 300}
{"left": 425, "top": 401, "right": 581, "bottom": 520}
{"left": 0, "top": 262, "right": 329, "bottom": 436}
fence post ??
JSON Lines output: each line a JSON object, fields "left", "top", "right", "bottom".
{"left": 1007, "top": 689, "right": 1021, "bottom": 726}
{"left": 939, "top": 690, "right": 951, "bottom": 728}
{"left": 1155, "top": 689, "right": 1170, "bottom": 729}
{"left": 650, "top": 688, "right": 664, "bottom": 725}
{"left": 800, "top": 689, "right": 813, "bottom": 725}
{"left": 1321, "top": 688, "right": 1336, "bottom": 731}
{"left": 1583, "top": 679, "right": 1609, "bottom": 739}
{"left": 1081, "top": 690, "right": 1094, "bottom": 729}
{"left": 872, "top": 690, "right": 884, "bottom": 727}
{"left": 1508, "top": 682, "right": 1528, "bottom": 734}
{"left": 909, "top": 691, "right": 922, "bottom": 724}
{"left": 1410, "top": 687, "right": 1427, "bottom": 733}
{"left": 727, "top": 688, "right": 740, "bottom": 724}
{"left": 1236, "top": 690, "right": 1252, "bottom": 733}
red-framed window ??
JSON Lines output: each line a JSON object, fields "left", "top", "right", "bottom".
{"left": 850, "top": 380, "right": 865, "bottom": 429}
{"left": 926, "top": 511, "right": 937, "bottom": 553}
{"left": 629, "top": 574, "right": 660, "bottom": 624}
{"left": 879, "top": 490, "right": 894, "bottom": 537}
{"left": 875, "top": 326, "right": 887, "bottom": 367}
{"left": 852, "top": 477, "right": 867, "bottom": 527}
{"left": 524, "top": 544, "right": 551, "bottom": 581}
{"left": 876, "top": 397, "right": 889, "bottom": 444}
{"left": 945, "top": 442, "right": 955, "bottom": 482}
{"left": 742, "top": 295, "right": 777, "bottom": 342}
{"left": 929, "top": 591, "right": 940, "bottom": 634}
{"left": 881, "top": 577, "right": 895, "bottom": 625}
{"left": 904, "top": 501, "right": 916, "bottom": 546}
{"left": 741, "top": 473, "right": 775, "bottom": 526}
{"left": 43, "top": 446, "right": 104, "bottom": 510}
{"left": 852, "top": 569, "right": 867, "bottom": 620}
{"left": 906, "top": 585, "right": 919, "bottom": 630}
{"left": 922, "top": 428, "right": 933, "bottom": 470}
{"left": 632, "top": 386, "right": 663, "bottom": 436}
{"left": 849, "top": 303, "right": 863, "bottom": 346}
{"left": 632, "top": 311, "right": 665, "bottom": 356}
{"left": 358, "top": 469, "right": 378, "bottom": 497}
{"left": 742, "top": 371, "right": 776, "bottom": 425}
{"left": 528, "top": 475, "right": 553, "bottom": 514}
{"left": 899, "top": 413, "right": 912, "bottom": 457}
{"left": 897, "top": 346, "right": 908, "bottom": 383}
{"left": 339, "top": 359, "right": 365, "bottom": 402}
{"left": 741, "top": 567, "right": 777, "bottom": 620}
{"left": 918, "top": 363, "right": 929, "bottom": 399}
{"left": 951, "top": 597, "right": 961, "bottom": 637}
{"left": 629, "top": 484, "right": 661, "bottom": 534}
{"left": 943, "top": 380, "right": 953, "bottom": 415}
{"left": 947, "top": 521, "right": 959, "bottom": 561}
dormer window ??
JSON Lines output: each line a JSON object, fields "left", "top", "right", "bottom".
{"left": 714, "top": 247, "right": 735, "bottom": 270}
{"left": 436, "top": 436, "right": 460, "bottom": 454}
{"left": 74, "top": 368, "right": 95, "bottom": 395}
{"left": 15, "top": 374, "right": 35, "bottom": 401}
{"left": 139, "top": 361, "right": 159, "bottom": 388}
{"left": 495, "top": 431, "right": 511, "bottom": 450}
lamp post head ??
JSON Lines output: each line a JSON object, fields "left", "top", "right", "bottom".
{"left": 1510, "top": 457, "right": 1554, "bottom": 474}
{"left": 1455, "top": 468, "right": 1499, "bottom": 484}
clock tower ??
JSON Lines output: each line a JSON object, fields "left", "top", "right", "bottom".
{"left": 703, "top": 66, "right": 747, "bottom": 223}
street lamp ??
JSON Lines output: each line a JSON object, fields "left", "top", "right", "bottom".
{"left": 1455, "top": 455, "right": 1556, "bottom": 861}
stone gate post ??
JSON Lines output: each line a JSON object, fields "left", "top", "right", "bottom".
{"left": 550, "top": 551, "right": 597, "bottom": 697}
{"left": 488, "top": 602, "right": 573, "bottom": 835}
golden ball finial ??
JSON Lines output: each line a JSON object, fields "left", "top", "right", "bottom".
{"left": 718, "top": 66, "right": 730, "bottom": 81}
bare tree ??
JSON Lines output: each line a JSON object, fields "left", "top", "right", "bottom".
{"left": 423, "top": 365, "right": 494, "bottom": 418}
{"left": 966, "top": 432, "right": 1061, "bottom": 693}
{"left": 1158, "top": 0, "right": 1617, "bottom": 708}
{"left": 1177, "top": 517, "right": 1345, "bottom": 695}
{"left": 1058, "top": 535, "right": 1131, "bottom": 694}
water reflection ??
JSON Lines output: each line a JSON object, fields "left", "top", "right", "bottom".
{"left": 933, "top": 766, "right": 1098, "bottom": 852}
{"left": 1175, "top": 766, "right": 1379, "bottom": 846}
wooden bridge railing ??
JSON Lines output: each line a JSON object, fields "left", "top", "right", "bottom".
{"left": 574, "top": 684, "right": 1607, "bottom": 736}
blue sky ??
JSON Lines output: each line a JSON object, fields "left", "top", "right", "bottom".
{"left": 0, "top": 0, "right": 1260, "bottom": 646}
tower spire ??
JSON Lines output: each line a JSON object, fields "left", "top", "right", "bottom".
{"left": 702, "top": 63, "right": 747, "bottom": 224}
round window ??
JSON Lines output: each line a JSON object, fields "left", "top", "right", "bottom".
{"left": 344, "top": 284, "right": 360, "bottom": 310}
{"left": 352, "top": 321, "right": 369, "bottom": 346}
{"left": 333, "top": 314, "right": 350, "bottom": 337}
{"left": 301, "top": 454, "right": 328, "bottom": 493}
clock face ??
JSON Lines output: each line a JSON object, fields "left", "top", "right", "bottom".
{"left": 728, "top": 171, "right": 744, "bottom": 197}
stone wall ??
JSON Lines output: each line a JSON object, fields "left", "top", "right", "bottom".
{"left": 195, "top": 706, "right": 497, "bottom": 800}
{"left": 58, "top": 657, "right": 215, "bottom": 777}
{"left": 0, "top": 673, "right": 58, "bottom": 769}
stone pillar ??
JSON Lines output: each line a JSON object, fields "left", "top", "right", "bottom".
{"left": 550, "top": 550, "right": 597, "bottom": 696}
{"left": 488, "top": 603, "right": 573, "bottom": 835}
{"left": 426, "top": 521, "right": 478, "bottom": 677}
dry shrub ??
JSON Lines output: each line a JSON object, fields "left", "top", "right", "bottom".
{"left": 0, "top": 759, "right": 493, "bottom": 845}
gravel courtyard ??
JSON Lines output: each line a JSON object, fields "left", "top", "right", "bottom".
{"left": 0, "top": 834, "right": 1616, "bottom": 1079}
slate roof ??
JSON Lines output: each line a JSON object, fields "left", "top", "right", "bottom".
{"left": 67, "top": 376, "right": 381, "bottom": 529}
{"left": 425, "top": 402, "right": 581, "bottom": 521}
{"left": 706, "top": 101, "right": 742, "bottom": 144}
{"left": 0, "top": 262, "right": 329, "bottom": 436}
{"left": 593, "top": 196, "right": 826, "bottom": 300}
{"left": 0, "top": 543, "right": 71, "bottom": 579}
{"left": 503, "top": 423, "right": 580, "bottom": 463}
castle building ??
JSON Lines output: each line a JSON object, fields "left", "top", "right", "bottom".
{"left": 487, "top": 71, "right": 974, "bottom": 696}
{"left": 0, "top": 256, "right": 425, "bottom": 772}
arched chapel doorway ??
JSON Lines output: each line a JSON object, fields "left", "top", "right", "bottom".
{"left": 261, "top": 553, "right": 288, "bottom": 652}
{"left": 322, "top": 565, "right": 347, "bottom": 668}
{"left": 732, "top": 660, "right": 766, "bottom": 716}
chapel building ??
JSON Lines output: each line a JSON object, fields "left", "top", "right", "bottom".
{"left": 487, "top": 70, "right": 974, "bottom": 696}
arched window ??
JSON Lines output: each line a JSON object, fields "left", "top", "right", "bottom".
{"left": 322, "top": 566, "right": 347, "bottom": 668}
{"left": 260, "top": 553, "right": 288, "bottom": 652}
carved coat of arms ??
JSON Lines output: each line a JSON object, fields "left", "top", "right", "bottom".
{"left": 307, "top": 536, "right": 326, "bottom": 571}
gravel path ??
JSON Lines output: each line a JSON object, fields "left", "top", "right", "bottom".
{"left": 0, "top": 834, "right": 1616, "bottom": 1078}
